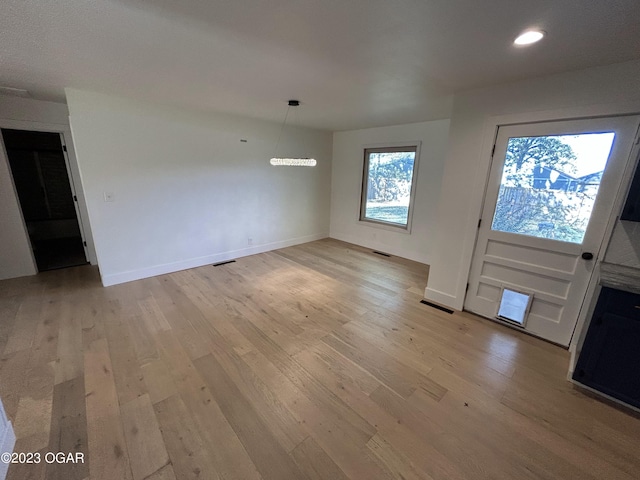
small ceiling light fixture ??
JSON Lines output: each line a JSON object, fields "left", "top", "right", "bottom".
{"left": 270, "top": 99, "right": 316, "bottom": 167}
{"left": 514, "top": 29, "right": 545, "bottom": 46}
{"left": 0, "top": 86, "right": 30, "bottom": 98}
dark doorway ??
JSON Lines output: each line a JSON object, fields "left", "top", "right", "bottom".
{"left": 2, "top": 129, "right": 87, "bottom": 272}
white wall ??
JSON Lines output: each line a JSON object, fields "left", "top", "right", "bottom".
{"left": 0, "top": 95, "right": 97, "bottom": 280}
{"left": 605, "top": 222, "right": 640, "bottom": 268}
{"left": 66, "top": 89, "right": 333, "bottom": 286}
{"left": 425, "top": 59, "right": 640, "bottom": 310}
{"left": 0, "top": 397, "right": 15, "bottom": 480}
{"left": 0, "top": 95, "right": 69, "bottom": 125}
{"left": 604, "top": 149, "right": 640, "bottom": 268}
{"left": 330, "top": 120, "right": 450, "bottom": 264}
{"left": 0, "top": 134, "right": 35, "bottom": 280}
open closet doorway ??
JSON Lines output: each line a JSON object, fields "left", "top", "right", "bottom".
{"left": 1, "top": 128, "right": 88, "bottom": 272}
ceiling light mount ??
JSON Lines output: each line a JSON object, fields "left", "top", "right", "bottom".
{"left": 514, "top": 30, "right": 545, "bottom": 46}
{"left": 288, "top": 99, "right": 300, "bottom": 106}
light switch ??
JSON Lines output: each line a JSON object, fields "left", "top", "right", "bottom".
{"left": 104, "top": 192, "right": 115, "bottom": 202}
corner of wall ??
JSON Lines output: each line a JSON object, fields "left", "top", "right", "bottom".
{"left": 424, "top": 286, "right": 463, "bottom": 311}
{"left": 0, "top": 398, "right": 16, "bottom": 480}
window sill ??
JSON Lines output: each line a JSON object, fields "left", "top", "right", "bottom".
{"left": 358, "top": 218, "right": 412, "bottom": 234}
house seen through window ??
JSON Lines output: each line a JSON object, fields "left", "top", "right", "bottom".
{"left": 491, "top": 133, "right": 615, "bottom": 244}
{"left": 360, "top": 145, "right": 419, "bottom": 229}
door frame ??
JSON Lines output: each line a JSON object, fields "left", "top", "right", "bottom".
{"left": 462, "top": 110, "right": 640, "bottom": 347}
{"left": 0, "top": 119, "right": 97, "bottom": 266}
{"left": 569, "top": 143, "right": 640, "bottom": 371}
{"left": 59, "top": 131, "right": 89, "bottom": 261}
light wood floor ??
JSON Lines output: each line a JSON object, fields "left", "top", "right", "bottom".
{"left": 1, "top": 238, "right": 639, "bottom": 480}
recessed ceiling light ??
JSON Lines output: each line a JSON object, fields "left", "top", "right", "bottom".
{"left": 514, "top": 30, "right": 545, "bottom": 46}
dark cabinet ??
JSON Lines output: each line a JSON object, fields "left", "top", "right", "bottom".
{"left": 621, "top": 159, "right": 640, "bottom": 221}
{"left": 573, "top": 287, "right": 640, "bottom": 409}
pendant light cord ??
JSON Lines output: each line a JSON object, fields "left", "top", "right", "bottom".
{"left": 272, "top": 105, "right": 292, "bottom": 159}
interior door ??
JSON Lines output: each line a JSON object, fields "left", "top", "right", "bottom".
{"left": 59, "top": 133, "right": 89, "bottom": 261}
{"left": 465, "top": 116, "right": 640, "bottom": 346}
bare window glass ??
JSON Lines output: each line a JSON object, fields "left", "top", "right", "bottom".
{"left": 491, "top": 133, "right": 615, "bottom": 244}
{"left": 360, "top": 146, "right": 418, "bottom": 229}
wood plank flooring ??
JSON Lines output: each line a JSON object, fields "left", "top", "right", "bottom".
{"left": 1, "top": 238, "right": 639, "bottom": 480}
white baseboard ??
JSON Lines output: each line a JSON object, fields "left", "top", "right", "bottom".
{"left": 0, "top": 400, "right": 15, "bottom": 480}
{"left": 567, "top": 344, "right": 577, "bottom": 378}
{"left": 328, "top": 232, "right": 429, "bottom": 265}
{"left": 101, "top": 233, "right": 329, "bottom": 287}
{"left": 569, "top": 378, "right": 640, "bottom": 415}
{"left": 424, "top": 287, "right": 462, "bottom": 310}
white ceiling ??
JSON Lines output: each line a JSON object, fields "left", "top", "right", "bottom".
{"left": 1, "top": 0, "right": 640, "bottom": 131}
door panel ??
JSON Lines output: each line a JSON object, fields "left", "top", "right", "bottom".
{"left": 465, "top": 116, "right": 640, "bottom": 346}
{"left": 60, "top": 133, "right": 89, "bottom": 260}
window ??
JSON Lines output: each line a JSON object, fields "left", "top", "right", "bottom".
{"left": 360, "top": 145, "right": 419, "bottom": 230}
{"left": 490, "top": 132, "right": 615, "bottom": 244}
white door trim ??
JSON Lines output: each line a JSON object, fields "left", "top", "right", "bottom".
{"left": 59, "top": 132, "right": 89, "bottom": 261}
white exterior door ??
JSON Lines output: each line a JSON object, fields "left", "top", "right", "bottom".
{"left": 465, "top": 116, "right": 640, "bottom": 346}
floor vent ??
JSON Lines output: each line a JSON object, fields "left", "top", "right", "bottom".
{"left": 373, "top": 250, "right": 391, "bottom": 257}
{"left": 213, "top": 260, "right": 236, "bottom": 267}
{"left": 420, "top": 299, "right": 454, "bottom": 314}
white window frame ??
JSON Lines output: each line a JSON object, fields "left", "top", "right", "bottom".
{"left": 359, "top": 142, "right": 421, "bottom": 232}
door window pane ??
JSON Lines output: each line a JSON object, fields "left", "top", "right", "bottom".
{"left": 360, "top": 147, "right": 417, "bottom": 228}
{"left": 491, "top": 132, "right": 615, "bottom": 244}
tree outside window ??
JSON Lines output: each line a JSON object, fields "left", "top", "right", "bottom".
{"left": 491, "top": 133, "right": 615, "bottom": 244}
{"left": 360, "top": 145, "right": 419, "bottom": 229}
